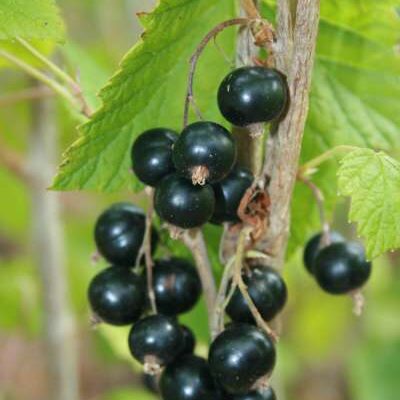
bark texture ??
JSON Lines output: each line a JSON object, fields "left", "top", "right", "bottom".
{"left": 258, "top": 0, "right": 321, "bottom": 269}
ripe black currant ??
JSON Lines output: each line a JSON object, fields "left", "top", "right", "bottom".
{"left": 172, "top": 121, "right": 236, "bottom": 185}
{"left": 313, "top": 241, "right": 372, "bottom": 294}
{"left": 154, "top": 173, "right": 215, "bottom": 228}
{"left": 180, "top": 325, "right": 196, "bottom": 355}
{"left": 212, "top": 166, "right": 254, "bottom": 224}
{"left": 226, "top": 266, "right": 287, "bottom": 324}
{"left": 131, "top": 127, "right": 179, "bottom": 186}
{"left": 152, "top": 258, "right": 202, "bottom": 316}
{"left": 160, "top": 354, "right": 221, "bottom": 400}
{"left": 128, "top": 314, "right": 184, "bottom": 369}
{"left": 209, "top": 324, "right": 276, "bottom": 394}
{"left": 142, "top": 373, "right": 159, "bottom": 394}
{"left": 94, "top": 202, "right": 158, "bottom": 267}
{"left": 303, "top": 230, "right": 344, "bottom": 274}
{"left": 226, "top": 387, "right": 276, "bottom": 400}
{"left": 218, "top": 66, "right": 288, "bottom": 127}
{"left": 88, "top": 266, "right": 145, "bottom": 325}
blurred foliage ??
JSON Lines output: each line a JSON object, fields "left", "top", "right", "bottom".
{"left": 0, "top": 1, "right": 399, "bottom": 400}
{"left": 0, "top": 0, "right": 65, "bottom": 41}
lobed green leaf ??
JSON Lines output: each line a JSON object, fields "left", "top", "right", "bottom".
{"left": 52, "top": 0, "right": 236, "bottom": 192}
{"left": 0, "top": 0, "right": 65, "bottom": 41}
{"left": 337, "top": 148, "right": 400, "bottom": 259}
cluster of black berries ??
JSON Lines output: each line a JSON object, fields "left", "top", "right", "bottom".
{"left": 87, "top": 200, "right": 284, "bottom": 400}
{"left": 85, "top": 66, "right": 289, "bottom": 400}
{"left": 87, "top": 202, "right": 202, "bottom": 379}
{"left": 131, "top": 66, "right": 288, "bottom": 230}
{"left": 303, "top": 231, "right": 372, "bottom": 295}
{"left": 85, "top": 62, "right": 373, "bottom": 400}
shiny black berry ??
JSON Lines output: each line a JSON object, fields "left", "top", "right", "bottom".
{"left": 209, "top": 324, "right": 276, "bottom": 394}
{"left": 88, "top": 266, "right": 145, "bottom": 325}
{"left": 227, "top": 387, "right": 276, "bottom": 400}
{"left": 226, "top": 266, "right": 287, "bottom": 324}
{"left": 131, "top": 128, "right": 179, "bottom": 186}
{"left": 172, "top": 121, "right": 236, "bottom": 185}
{"left": 314, "top": 241, "right": 372, "bottom": 294}
{"left": 212, "top": 166, "right": 254, "bottom": 224}
{"left": 94, "top": 203, "right": 158, "bottom": 267}
{"left": 128, "top": 315, "right": 184, "bottom": 368}
{"left": 142, "top": 373, "right": 159, "bottom": 394}
{"left": 180, "top": 325, "right": 196, "bottom": 355}
{"left": 303, "top": 231, "right": 344, "bottom": 274}
{"left": 160, "top": 355, "right": 221, "bottom": 400}
{"left": 218, "top": 66, "right": 288, "bottom": 127}
{"left": 154, "top": 173, "right": 215, "bottom": 228}
{"left": 152, "top": 258, "right": 202, "bottom": 316}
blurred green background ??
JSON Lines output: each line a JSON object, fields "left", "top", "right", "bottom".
{"left": 0, "top": 1, "right": 399, "bottom": 400}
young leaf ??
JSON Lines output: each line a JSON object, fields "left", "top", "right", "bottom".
{"left": 337, "top": 148, "right": 400, "bottom": 259}
{"left": 0, "top": 0, "right": 65, "bottom": 42}
{"left": 52, "top": 0, "right": 235, "bottom": 192}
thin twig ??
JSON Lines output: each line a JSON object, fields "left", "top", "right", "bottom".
{"left": 298, "top": 174, "right": 329, "bottom": 236}
{"left": 232, "top": 228, "right": 277, "bottom": 340}
{"left": 236, "top": 273, "right": 277, "bottom": 340}
{"left": 182, "top": 229, "right": 217, "bottom": 334}
{"left": 299, "top": 145, "right": 357, "bottom": 176}
{"left": 17, "top": 37, "right": 77, "bottom": 88}
{"left": 183, "top": 18, "right": 250, "bottom": 128}
{"left": 17, "top": 37, "right": 93, "bottom": 117}
{"left": 136, "top": 187, "right": 157, "bottom": 314}
{"left": 0, "top": 48, "right": 81, "bottom": 114}
{"left": 351, "top": 290, "right": 365, "bottom": 316}
{"left": 241, "top": 0, "right": 261, "bottom": 19}
{"left": 213, "top": 35, "right": 235, "bottom": 67}
{"left": 211, "top": 226, "right": 252, "bottom": 338}
{"left": 211, "top": 256, "right": 235, "bottom": 339}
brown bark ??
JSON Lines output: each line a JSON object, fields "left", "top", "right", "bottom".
{"left": 258, "top": 0, "right": 321, "bottom": 269}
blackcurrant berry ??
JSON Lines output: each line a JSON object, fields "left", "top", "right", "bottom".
{"left": 94, "top": 202, "right": 158, "bottom": 267}
{"left": 303, "top": 230, "right": 344, "bottom": 274}
{"left": 180, "top": 325, "right": 196, "bottom": 355}
{"left": 226, "top": 387, "right": 276, "bottom": 400}
{"left": 88, "top": 266, "right": 145, "bottom": 325}
{"left": 128, "top": 314, "right": 184, "bottom": 369}
{"left": 212, "top": 166, "right": 254, "bottom": 224}
{"left": 160, "top": 355, "right": 221, "bottom": 400}
{"left": 314, "top": 241, "right": 372, "bottom": 294}
{"left": 131, "top": 128, "right": 179, "bottom": 186}
{"left": 172, "top": 121, "right": 236, "bottom": 185}
{"left": 218, "top": 66, "right": 288, "bottom": 127}
{"left": 226, "top": 266, "right": 287, "bottom": 324}
{"left": 152, "top": 258, "right": 202, "bottom": 315}
{"left": 154, "top": 173, "right": 215, "bottom": 229}
{"left": 142, "top": 373, "right": 159, "bottom": 394}
{"left": 209, "top": 324, "right": 276, "bottom": 394}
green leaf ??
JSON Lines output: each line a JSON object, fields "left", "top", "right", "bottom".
{"left": 337, "top": 148, "right": 400, "bottom": 259}
{"left": 62, "top": 42, "right": 111, "bottom": 111}
{"left": 52, "top": 0, "right": 235, "bottom": 192}
{"left": 0, "top": 40, "right": 55, "bottom": 68}
{"left": 0, "top": 0, "right": 65, "bottom": 41}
